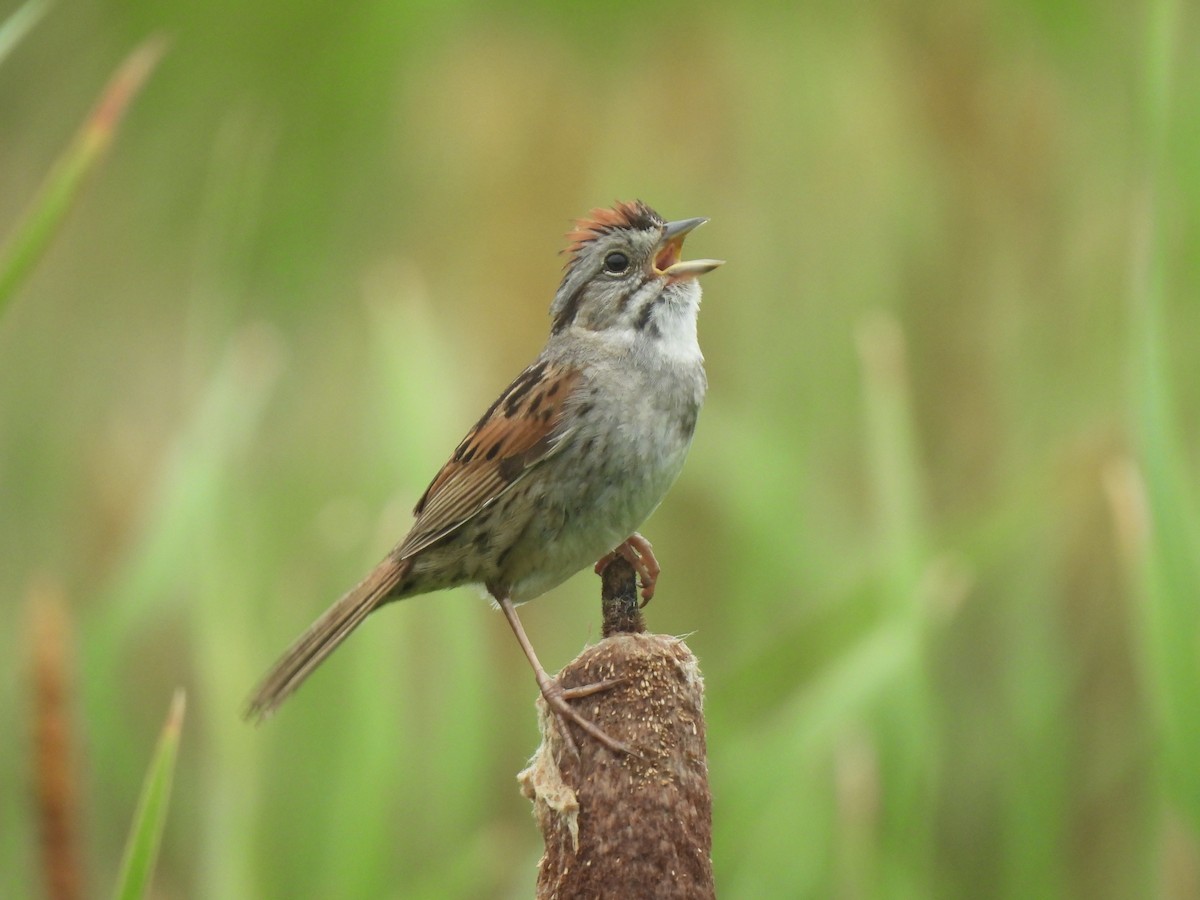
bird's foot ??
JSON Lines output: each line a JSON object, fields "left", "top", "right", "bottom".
{"left": 594, "top": 532, "right": 660, "bottom": 606}
{"left": 537, "top": 673, "right": 631, "bottom": 757}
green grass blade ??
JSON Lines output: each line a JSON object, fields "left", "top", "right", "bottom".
{"left": 854, "top": 311, "right": 940, "bottom": 894}
{"left": 0, "top": 34, "right": 165, "bottom": 316}
{"left": 1129, "top": 0, "right": 1200, "bottom": 833}
{"left": 0, "top": 0, "right": 50, "bottom": 66}
{"left": 91, "top": 326, "right": 286, "bottom": 649}
{"left": 857, "top": 311, "right": 929, "bottom": 594}
{"left": 112, "top": 690, "right": 185, "bottom": 900}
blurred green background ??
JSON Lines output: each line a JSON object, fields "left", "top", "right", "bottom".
{"left": 2, "top": 0, "right": 1198, "bottom": 896}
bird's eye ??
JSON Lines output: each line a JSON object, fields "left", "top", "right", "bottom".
{"left": 603, "top": 251, "right": 629, "bottom": 274}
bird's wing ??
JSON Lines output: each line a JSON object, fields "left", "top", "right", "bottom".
{"left": 396, "top": 359, "right": 583, "bottom": 559}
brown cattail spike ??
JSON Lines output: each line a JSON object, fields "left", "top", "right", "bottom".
{"left": 29, "top": 578, "right": 83, "bottom": 900}
{"left": 519, "top": 559, "right": 713, "bottom": 899}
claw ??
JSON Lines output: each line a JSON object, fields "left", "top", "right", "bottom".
{"left": 595, "top": 533, "right": 661, "bottom": 605}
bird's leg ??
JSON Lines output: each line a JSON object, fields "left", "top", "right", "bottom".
{"left": 594, "top": 532, "right": 661, "bottom": 606}
{"left": 496, "top": 595, "right": 629, "bottom": 756}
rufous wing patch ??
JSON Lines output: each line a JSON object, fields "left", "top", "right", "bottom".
{"left": 399, "top": 361, "right": 583, "bottom": 558}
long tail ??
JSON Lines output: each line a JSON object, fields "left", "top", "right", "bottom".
{"left": 245, "top": 556, "right": 412, "bottom": 722}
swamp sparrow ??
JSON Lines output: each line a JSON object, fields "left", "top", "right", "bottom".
{"left": 246, "top": 200, "right": 722, "bottom": 753}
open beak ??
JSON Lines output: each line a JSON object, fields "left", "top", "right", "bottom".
{"left": 654, "top": 216, "right": 724, "bottom": 282}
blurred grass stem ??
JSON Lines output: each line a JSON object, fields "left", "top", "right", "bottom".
{"left": 0, "top": 35, "right": 165, "bottom": 315}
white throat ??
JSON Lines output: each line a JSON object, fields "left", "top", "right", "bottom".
{"left": 646, "top": 296, "right": 702, "bottom": 362}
